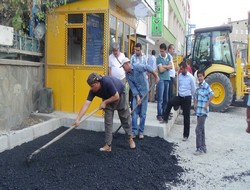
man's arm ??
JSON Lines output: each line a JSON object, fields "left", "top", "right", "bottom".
{"left": 74, "top": 100, "right": 91, "bottom": 126}
{"left": 108, "top": 66, "right": 112, "bottom": 76}
{"left": 100, "top": 92, "right": 120, "bottom": 109}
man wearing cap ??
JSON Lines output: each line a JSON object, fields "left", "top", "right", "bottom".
{"left": 120, "top": 57, "right": 159, "bottom": 139}
{"left": 73, "top": 73, "right": 136, "bottom": 152}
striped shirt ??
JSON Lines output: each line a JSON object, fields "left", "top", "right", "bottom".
{"left": 194, "top": 80, "right": 214, "bottom": 116}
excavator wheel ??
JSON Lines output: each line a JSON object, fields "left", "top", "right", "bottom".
{"left": 205, "top": 73, "right": 233, "bottom": 112}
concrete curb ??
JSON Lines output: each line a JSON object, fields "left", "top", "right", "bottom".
{"left": 0, "top": 108, "right": 179, "bottom": 153}
{"left": 0, "top": 117, "right": 67, "bottom": 153}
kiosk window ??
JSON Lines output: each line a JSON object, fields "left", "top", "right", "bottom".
{"left": 118, "top": 20, "right": 124, "bottom": 52}
{"left": 68, "top": 14, "right": 83, "bottom": 24}
{"left": 86, "top": 13, "right": 104, "bottom": 66}
{"left": 124, "top": 24, "right": 129, "bottom": 57}
{"left": 67, "top": 28, "right": 82, "bottom": 64}
{"left": 110, "top": 15, "right": 117, "bottom": 54}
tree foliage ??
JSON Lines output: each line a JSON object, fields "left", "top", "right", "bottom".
{"left": 0, "top": 0, "right": 67, "bottom": 31}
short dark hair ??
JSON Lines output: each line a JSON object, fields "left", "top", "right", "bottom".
{"left": 87, "top": 73, "right": 102, "bottom": 85}
{"left": 179, "top": 61, "right": 187, "bottom": 69}
{"left": 197, "top": 69, "right": 205, "bottom": 76}
{"left": 151, "top": 50, "right": 155, "bottom": 55}
{"left": 159, "top": 43, "right": 167, "bottom": 50}
{"left": 168, "top": 44, "right": 174, "bottom": 51}
{"left": 135, "top": 43, "right": 142, "bottom": 49}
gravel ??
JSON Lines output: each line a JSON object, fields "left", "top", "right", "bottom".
{"left": 0, "top": 128, "right": 184, "bottom": 190}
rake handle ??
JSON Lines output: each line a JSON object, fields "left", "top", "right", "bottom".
{"left": 28, "top": 107, "right": 100, "bottom": 159}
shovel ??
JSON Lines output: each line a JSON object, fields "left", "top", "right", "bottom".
{"left": 26, "top": 107, "right": 100, "bottom": 166}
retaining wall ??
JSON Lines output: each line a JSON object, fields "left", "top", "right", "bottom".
{"left": 0, "top": 59, "right": 44, "bottom": 133}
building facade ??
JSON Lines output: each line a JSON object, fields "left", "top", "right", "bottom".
{"left": 45, "top": 0, "right": 154, "bottom": 114}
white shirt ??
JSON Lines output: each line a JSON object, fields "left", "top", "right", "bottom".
{"left": 168, "top": 53, "right": 175, "bottom": 78}
{"left": 109, "top": 52, "right": 125, "bottom": 80}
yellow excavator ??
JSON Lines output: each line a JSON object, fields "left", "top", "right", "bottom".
{"left": 185, "top": 12, "right": 250, "bottom": 112}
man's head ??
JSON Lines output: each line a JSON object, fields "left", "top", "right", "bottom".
{"left": 87, "top": 73, "right": 102, "bottom": 92}
{"left": 159, "top": 43, "right": 167, "bottom": 57}
{"left": 112, "top": 42, "right": 120, "bottom": 57}
{"left": 168, "top": 44, "right": 175, "bottom": 56}
{"left": 120, "top": 57, "right": 131, "bottom": 73}
{"left": 151, "top": 50, "right": 156, "bottom": 56}
{"left": 134, "top": 43, "right": 142, "bottom": 57}
{"left": 179, "top": 61, "right": 188, "bottom": 75}
{"left": 197, "top": 69, "right": 205, "bottom": 84}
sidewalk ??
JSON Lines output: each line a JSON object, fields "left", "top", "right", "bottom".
{"left": 0, "top": 102, "right": 178, "bottom": 153}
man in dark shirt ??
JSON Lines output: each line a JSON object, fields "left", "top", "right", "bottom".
{"left": 74, "top": 73, "right": 136, "bottom": 152}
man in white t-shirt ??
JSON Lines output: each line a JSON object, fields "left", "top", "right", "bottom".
{"left": 109, "top": 43, "right": 126, "bottom": 83}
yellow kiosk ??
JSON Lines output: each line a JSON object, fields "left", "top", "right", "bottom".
{"left": 45, "top": 0, "right": 153, "bottom": 115}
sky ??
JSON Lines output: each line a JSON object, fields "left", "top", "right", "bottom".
{"left": 190, "top": 0, "right": 250, "bottom": 28}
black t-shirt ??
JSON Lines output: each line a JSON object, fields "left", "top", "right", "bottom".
{"left": 87, "top": 76, "right": 124, "bottom": 101}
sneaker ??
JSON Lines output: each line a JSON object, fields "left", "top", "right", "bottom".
{"left": 182, "top": 137, "right": 188, "bottom": 141}
{"left": 193, "top": 148, "right": 204, "bottom": 156}
{"left": 99, "top": 144, "right": 111, "bottom": 152}
{"left": 128, "top": 137, "right": 136, "bottom": 149}
{"left": 157, "top": 116, "right": 163, "bottom": 122}
{"left": 139, "top": 134, "right": 144, "bottom": 139}
{"left": 202, "top": 147, "right": 207, "bottom": 153}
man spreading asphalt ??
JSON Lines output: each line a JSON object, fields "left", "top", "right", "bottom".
{"left": 73, "top": 73, "right": 136, "bottom": 152}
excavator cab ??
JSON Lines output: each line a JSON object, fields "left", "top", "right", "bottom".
{"left": 192, "top": 25, "right": 234, "bottom": 73}
{"left": 190, "top": 25, "right": 242, "bottom": 112}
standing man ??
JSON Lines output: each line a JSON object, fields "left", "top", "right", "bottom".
{"left": 168, "top": 44, "right": 176, "bottom": 100}
{"left": 193, "top": 69, "right": 214, "bottom": 155}
{"left": 156, "top": 43, "right": 172, "bottom": 122}
{"left": 163, "top": 61, "right": 196, "bottom": 141}
{"left": 130, "top": 43, "right": 147, "bottom": 65}
{"left": 109, "top": 42, "right": 126, "bottom": 83}
{"left": 73, "top": 73, "right": 136, "bottom": 152}
{"left": 120, "top": 57, "right": 159, "bottom": 139}
{"left": 147, "top": 50, "right": 157, "bottom": 102}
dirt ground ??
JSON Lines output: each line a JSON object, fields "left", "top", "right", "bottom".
{"left": 167, "top": 106, "right": 250, "bottom": 189}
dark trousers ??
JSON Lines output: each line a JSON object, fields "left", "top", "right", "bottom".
{"left": 163, "top": 95, "right": 192, "bottom": 138}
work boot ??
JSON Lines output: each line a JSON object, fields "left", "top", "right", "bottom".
{"left": 128, "top": 136, "right": 136, "bottom": 149}
{"left": 99, "top": 144, "right": 111, "bottom": 152}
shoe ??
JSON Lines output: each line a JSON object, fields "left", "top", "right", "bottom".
{"left": 131, "top": 134, "right": 136, "bottom": 139}
{"left": 157, "top": 116, "right": 163, "bottom": 122}
{"left": 139, "top": 134, "right": 144, "bottom": 139}
{"left": 128, "top": 137, "right": 136, "bottom": 149}
{"left": 160, "top": 119, "right": 168, "bottom": 124}
{"left": 203, "top": 148, "right": 207, "bottom": 154}
{"left": 99, "top": 144, "right": 111, "bottom": 152}
{"left": 182, "top": 137, "right": 188, "bottom": 141}
{"left": 174, "top": 105, "right": 179, "bottom": 111}
{"left": 193, "top": 148, "right": 204, "bottom": 156}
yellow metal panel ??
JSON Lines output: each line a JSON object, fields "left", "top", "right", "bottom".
{"left": 74, "top": 69, "right": 104, "bottom": 116}
{"left": 46, "top": 14, "right": 66, "bottom": 65}
{"left": 205, "top": 64, "right": 235, "bottom": 76}
{"left": 56, "top": 0, "right": 109, "bottom": 12}
{"left": 46, "top": 67, "right": 74, "bottom": 112}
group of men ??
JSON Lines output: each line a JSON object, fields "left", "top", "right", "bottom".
{"left": 73, "top": 42, "right": 214, "bottom": 155}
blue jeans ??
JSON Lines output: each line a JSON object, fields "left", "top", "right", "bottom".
{"left": 157, "top": 80, "right": 169, "bottom": 117}
{"left": 131, "top": 94, "right": 148, "bottom": 135}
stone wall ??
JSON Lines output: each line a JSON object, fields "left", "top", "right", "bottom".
{"left": 0, "top": 59, "right": 44, "bottom": 133}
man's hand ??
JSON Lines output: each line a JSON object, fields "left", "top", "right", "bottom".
{"left": 73, "top": 119, "right": 81, "bottom": 127}
{"left": 100, "top": 101, "right": 107, "bottom": 109}
{"left": 137, "top": 95, "right": 142, "bottom": 105}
